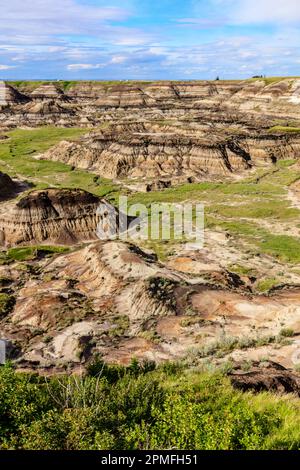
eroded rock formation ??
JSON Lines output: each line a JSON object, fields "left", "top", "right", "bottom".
{"left": 0, "top": 188, "right": 101, "bottom": 246}
{"left": 1, "top": 238, "right": 300, "bottom": 370}
{"left": 0, "top": 81, "right": 30, "bottom": 108}
{"left": 2, "top": 79, "right": 300, "bottom": 375}
{"left": 2, "top": 79, "right": 300, "bottom": 184}
{"left": 228, "top": 361, "right": 300, "bottom": 395}
{"left": 39, "top": 124, "right": 300, "bottom": 182}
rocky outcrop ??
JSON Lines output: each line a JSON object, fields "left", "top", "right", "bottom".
{"left": 0, "top": 81, "right": 30, "bottom": 108}
{"left": 39, "top": 123, "right": 300, "bottom": 181}
{"left": 0, "top": 240, "right": 182, "bottom": 366}
{"left": 0, "top": 188, "right": 101, "bottom": 246}
{"left": 40, "top": 134, "right": 251, "bottom": 179}
{"left": 2, "top": 238, "right": 300, "bottom": 369}
{"left": 228, "top": 361, "right": 300, "bottom": 396}
{"left": 30, "top": 83, "right": 66, "bottom": 100}
{"left": 22, "top": 99, "right": 71, "bottom": 116}
{"left": 2, "top": 78, "right": 300, "bottom": 373}
{"left": 1, "top": 78, "right": 300, "bottom": 128}
{"left": 0, "top": 188, "right": 138, "bottom": 246}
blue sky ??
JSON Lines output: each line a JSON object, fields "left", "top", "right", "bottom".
{"left": 0, "top": 0, "right": 299, "bottom": 80}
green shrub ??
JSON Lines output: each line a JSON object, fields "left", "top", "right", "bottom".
{"left": 1, "top": 363, "right": 300, "bottom": 450}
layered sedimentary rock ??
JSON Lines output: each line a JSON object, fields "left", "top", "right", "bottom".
{"left": 22, "top": 99, "right": 71, "bottom": 116}
{"left": 40, "top": 133, "right": 250, "bottom": 180}
{"left": 0, "top": 81, "right": 30, "bottom": 108}
{"left": 0, "top": 188, "right": 137, "bottom": 246}
{"left": 2, "top": 78, "right": 300, "bottom": 373}
{"left": 30, "top": 83, "right": 66, "bottom": 100}
{"left": 40, "top": 123, "right": 300, "bottom": 182}
{"left": 2, "top": 237, "right": 300, "bottom": 369}
{"left": 0, "top": 188, "right": 101, "bottom": 246}
{"left": 1, "top": 78, "right": 300, "bottom": 128}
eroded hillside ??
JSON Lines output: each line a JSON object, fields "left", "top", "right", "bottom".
{"left": 1, "top": 79, "right": 300, "bottom": 374}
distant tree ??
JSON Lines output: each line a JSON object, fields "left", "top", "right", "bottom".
{"left": 215, "top": 76, "right": 220, "bottom": 81}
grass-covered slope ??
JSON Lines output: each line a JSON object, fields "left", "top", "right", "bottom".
{"left": 0, "top": 362, "right": 300, "bottom": 450}
{"left": 0, "top": 127, "right": 120, "bottom": 199}
{"left": 2, "top": 127, "right": 300, "bottom": 266}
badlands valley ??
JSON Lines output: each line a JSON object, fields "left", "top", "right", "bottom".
{"left": 2, "top": 78, "right": 300, "bottom": 385}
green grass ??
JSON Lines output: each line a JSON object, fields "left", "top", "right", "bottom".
{"left": 256, "top": 278, "right": 280, "bottom": 293}
{"left": 7, "top": 245, "right": 70, "bottom": 262}
{"left": 276, "top": 159, "right": 297, "bottom": 168}
{"left": 0, "top": 127, "right": 121, "bottom": 200}
{"left": 1, "top": 127, "right": 300, "bottom": 265}
{"left": 209, "top": 199, "right": 299, "bottom": 220}
{"left": 7, "top": 81, "right": 48, "bottom": 92}
{"left": 1, "top": 362, "right": 300, "bottom": 449}
{"left": 259, "top": 235, "right": 300, "bottom": 263}
{"left": 127, "top": 162, "right": 300, "bottom": 263}
{"left": 228, "top": 264, "right": 257, "bottom": 276}
{"left": 268, "top": 126, "right": 300, "bottom": 134}
{"left": 128, "top": 167, "right": 300, "bottom": 209}
{"left": 208, "top": 217, "right": 300, "bottom": 264}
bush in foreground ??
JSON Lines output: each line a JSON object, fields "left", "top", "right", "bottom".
{"left": 0, "top": 362, "right": 300, "bottom": 450}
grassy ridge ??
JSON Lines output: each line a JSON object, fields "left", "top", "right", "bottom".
{"left": 8, "top": 80, "right": 155, "bottom": 93}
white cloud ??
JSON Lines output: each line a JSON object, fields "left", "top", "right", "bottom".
{"left": 219, "top": 0, "right": 300, "bottom": 24}
{"left": 67, "top": 63, "right": 105, "bottom": 70}
{"left": 0, "top": 65, "right": 16, "bottom": 70}
{"left": 113, "top": 35, "right": 152, "bottom": 46}
{"left": 0, "top": 0, "right": 128, "bottom": 35}
{"left": 111, "top": 56, "right": 127, "bottom": 64}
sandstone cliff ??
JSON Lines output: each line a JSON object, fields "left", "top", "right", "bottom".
{"left": 40, "top": 123, "right": 300, "bottom": 182}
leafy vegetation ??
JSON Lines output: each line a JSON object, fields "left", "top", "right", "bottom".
{"left": 1, "top": 362, "right": 300, "bottom": 449}
{"left": 196, "top": 332, "right": 294, "bottom": 359}
{"left": 256, "top": 278, "right": 279, "bottom": 293}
